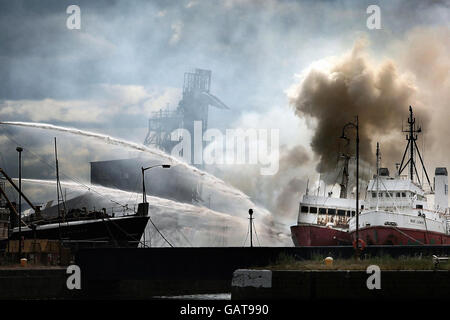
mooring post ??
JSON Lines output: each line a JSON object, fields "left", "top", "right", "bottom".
{"left": 249, "top": 209, "right": 253, "bottom": 248}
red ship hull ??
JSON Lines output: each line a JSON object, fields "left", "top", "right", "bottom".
{"left": 290, "top": 225, "right": 352, "bottom": 246}
{"left": 352, "top": 226, "right": 450, "bottom": 245}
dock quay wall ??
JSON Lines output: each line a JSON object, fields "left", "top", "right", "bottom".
{"left": 75, "top": 246, "right": 450, "bottom": 298}
{"left": 0, "top": 246, "right": 449, "bottom": 299}
{"left": 231, "top": 269, "right": 450, "bottom": 300}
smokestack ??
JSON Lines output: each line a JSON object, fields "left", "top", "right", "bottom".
{"left": 434, "top": 167, "right": 448, "bottom": 211}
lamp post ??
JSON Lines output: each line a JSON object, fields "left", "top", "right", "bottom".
{"left": 141, "top": 164, "right": 171, "bottom": 203}
{"left": 16, "top": 146, "right": 23, "bottom": 258}
{"left": 141, "top": 164, "right": 171, "bottom": 248}
{"left": 340, "top": 117, "right": 360, "bottom": 256}
{"left": 249, "top": 209, "right": 253, "bottom": 248}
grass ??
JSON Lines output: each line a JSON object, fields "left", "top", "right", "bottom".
{"left": 260, "top": 253, "right": 450, "bottom": 271}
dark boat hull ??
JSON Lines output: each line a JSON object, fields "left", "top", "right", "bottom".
{"left": 291, "top": 224, "right": 352, "bottom": 246}
{"left": 9, "top": 215, "right": 149, "bottom": 247}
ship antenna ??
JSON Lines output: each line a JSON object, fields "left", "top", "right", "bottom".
{"left": 397, "top": 106, "right": 433, "bottom": 191}
{"left": 339, "top": 153, "right": 350, "bottom": 199}
{"left": 317, "top": 173, "right": 321, "bottom": 197}
{"left": 54, "top": 137, "right": 61, "bottom": 240}
{"left": 54, "top": 137, "right": 67, "bottom": 239}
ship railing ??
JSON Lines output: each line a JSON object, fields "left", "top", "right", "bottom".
{"left": 60, "top": 239, "right": 143, "bottom": 248}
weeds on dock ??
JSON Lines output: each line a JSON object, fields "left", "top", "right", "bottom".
{"left": 262, "top": 253, "right": 450, "bottom": 271}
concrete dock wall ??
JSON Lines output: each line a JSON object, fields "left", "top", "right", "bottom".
{"left": 75, "top": 246, "right": 450, "bottom": 298}
{"left": 0, "top": 246, "right": 449, "bottom": 299}
{"left": 231, "top": 269, "right": 450, "bottom": 300}
{"left": 0, "top": 268, "right": 79, "bottom": 300}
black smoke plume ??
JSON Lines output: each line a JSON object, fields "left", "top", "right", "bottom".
{"left": 289, "top": 39, "right": 430, "bottom": 182}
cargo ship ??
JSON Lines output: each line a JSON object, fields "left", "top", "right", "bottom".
{"left": 349, "top": 107, "right": 450, "bottom": 245}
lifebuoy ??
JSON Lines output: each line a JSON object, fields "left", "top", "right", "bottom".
{"left": 353, "top": 239, "right": 366, "bottom": 251}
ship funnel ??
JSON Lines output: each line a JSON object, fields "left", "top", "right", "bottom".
{"left": 434, "top": 168, "right": 448, "bottom": 211}
{"left": 379, "top": 168, "right": 390, "bottom": 177}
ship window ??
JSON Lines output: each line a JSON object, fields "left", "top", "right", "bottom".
{"left": 351, "top": 211, "right": 355, "bottom": 216}
{"left": 416, "top": 205, "right": 423, "bottom": 209}
{"left": 396, "top": 192, "right": 401, "bottom": 197}
{"left": 389, "top": 193, "right": 393, "bottom": 198}
{"left": 337, "top": 209, "right": 345, "bottom": 216}
{"left": 301, "top": 206, "right": 309, "bottom": 213}
{"left": 372, "top": 192, "right": 376, "bottom": 198}
{"left": 319, "top": 208, "right": 327, "bottom": 214}
{"left": 402, "top": 192, "right": 406, "bottom": 197}
{"left": 310, "top": 207, "right": 317, "bottom": 214}
{"left": 378, "top": 192, "right": 383, "bottom": 197}
{"left": 328, "top": 208, "right": 336, "bottom": 215}
{"left": 361, "top": 205, "right": 364, "bottom": 209}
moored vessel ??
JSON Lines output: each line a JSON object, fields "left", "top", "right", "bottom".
{"left": 0, "top": 138, "right": 152, "bottom": 253}
{"left": 291, "top": 148, "right": 363, "bottom": 246}
{"left": 349, "top": 107, "right": 450, "bottom": 245}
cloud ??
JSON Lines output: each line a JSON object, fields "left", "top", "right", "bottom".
{"left": 0, "top": 0, "right": 448, "bottom": 225}
{"left": 393, "top": 26, "right": 450, "bottom": 166}
{"left": 0, "top": 99, "right": 104, "bottom": 123}
{"left": 169, "top": 21, "right": 183, "bottom": 45}
{"left": 0, "top": 85, "right": 181, "bottom": 124}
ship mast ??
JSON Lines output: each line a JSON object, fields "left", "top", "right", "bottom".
{"left": 54, "top": 138, "right": 66, "bottom": 227}
{"left": 397, "top": 106, "right": 433, "bottom": 191}
{"left": 376, "top": 142, "right": 380, "bottom": 211}
{"left": 339, "top": 153, "right": 350, "bottom": 199}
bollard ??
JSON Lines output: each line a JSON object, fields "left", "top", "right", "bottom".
{"left": 324, "top": 257, "right": 333, "bottom": 266}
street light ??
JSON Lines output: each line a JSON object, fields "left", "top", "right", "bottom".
{"left": 16, "top": 146, "right": 23, "bottom": 258}
{"left": 248, "top": 209, "right": 254, "bottom": 248}
{"left": 141, "top": 164, "right": 171, "bottom": 203}
{"left": 340, "top": 117, "right": 360, "bottom": 256}
{"left": 140, "top": 164, "right": 171, "bottom": 248}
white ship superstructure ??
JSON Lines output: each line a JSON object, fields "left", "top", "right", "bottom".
{"left": 349, "top": 168, "right": 450, "bottom": 242}
{"left": 298, "top": 194, "right": 358, "bottom": 230}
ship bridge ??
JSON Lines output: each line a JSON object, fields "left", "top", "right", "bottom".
{"left": 366, "top": 170, "right": 429, "bottom": 212}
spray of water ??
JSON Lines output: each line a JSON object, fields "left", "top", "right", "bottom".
{"left": 1, "top": 121, "right": 248, "bottom": 199}
{"left": 19, "top": 178, "right": 291, "bottom": 246}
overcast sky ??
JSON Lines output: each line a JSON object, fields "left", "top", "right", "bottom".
{"left": 0, "top": 0, "right": 448, "bottom": 219}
